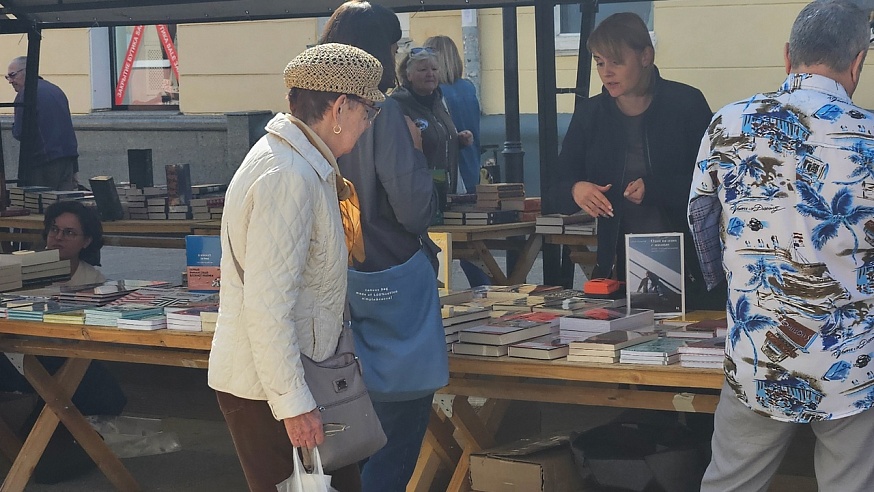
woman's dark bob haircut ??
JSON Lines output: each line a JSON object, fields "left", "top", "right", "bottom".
{"left": 42, "top": 200, "right": 104, "bottom": 266}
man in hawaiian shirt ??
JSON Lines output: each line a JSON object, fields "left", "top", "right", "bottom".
{"left": 689, "top": 1, "right": 874, "bottom": 489}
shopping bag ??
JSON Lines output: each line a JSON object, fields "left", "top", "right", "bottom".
{"left": 276, "top": 447, "right": 338, "bottom": 492}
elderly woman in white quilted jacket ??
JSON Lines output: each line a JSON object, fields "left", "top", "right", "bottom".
{"left": 207, "top": 43, "right": 383, "bottom": 492}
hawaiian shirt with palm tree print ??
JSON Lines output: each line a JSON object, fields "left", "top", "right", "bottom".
{"left": 690, "top": 73, "right": 874, "bottom": 423}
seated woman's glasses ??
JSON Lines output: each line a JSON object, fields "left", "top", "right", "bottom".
{"left": 49, "top": 226, "right": 80, "bottom": 238}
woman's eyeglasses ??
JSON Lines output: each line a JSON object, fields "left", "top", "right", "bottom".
{"left": 48, "top": 225, "right": 81, "bottom": 238}
{"left": 5, "top": 68, "right": 23, "bottom": 81}
{"left": 349, "top": 96, "right": 381, "bottom": 123}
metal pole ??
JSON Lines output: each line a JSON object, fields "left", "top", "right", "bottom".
{"left": 535, "top": 1, "right": 561, "bottom": 285}
{"left": 18, "top": 25, "right": 42, "bottom": 188}
{"left": 501, "top": 6, "right": 524, "bottom": 184}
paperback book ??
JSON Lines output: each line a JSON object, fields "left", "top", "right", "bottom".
{"left": 626, "top": 233, "right": 685, "bottom": 319}
{"left": 458, "top": 319, "right": 552, "bottom": 346}
{"left": 619, "top": 337, "right": 691, "bottom": 365}
{"left": 186, "top": 235, "right": 221, "bottom": 292}
{"left": 559, "top": 307, "right": 655, "bottom": 334}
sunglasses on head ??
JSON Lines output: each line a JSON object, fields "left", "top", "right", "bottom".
{"left": 410, "top": 47, "right": 436, "bottom": 56}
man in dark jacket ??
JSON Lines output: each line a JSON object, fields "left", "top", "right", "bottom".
{"left": 8, "top": 56, "right": 79, "bottom": 190}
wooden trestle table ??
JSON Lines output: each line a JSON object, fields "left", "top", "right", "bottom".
{"left": 0, "top": 319, "right": 723, "bottom": 492}
{"left": 0, "top": 319, "right": 211, "bottom": 492}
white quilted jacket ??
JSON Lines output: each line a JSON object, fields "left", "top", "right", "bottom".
{"left": 208, "top": 113, "right": 346, "bottom": 421}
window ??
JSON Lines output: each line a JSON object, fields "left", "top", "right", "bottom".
{"left": 110, "top": 25, "right": 179, "bottom": 109}
{"left": 555, "top": 2, "right": 653, "bottom": 53}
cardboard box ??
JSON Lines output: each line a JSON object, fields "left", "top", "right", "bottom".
{"left": 469, "top": 434, "right": 584, "bottom": 492}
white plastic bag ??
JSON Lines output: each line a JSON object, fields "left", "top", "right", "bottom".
{"left": 276, "top": 447, "right": 337, "bottom": 492}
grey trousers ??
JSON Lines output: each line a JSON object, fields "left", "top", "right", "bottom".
{"left": 701, "top": 382, "right": 874, "bottom": 492}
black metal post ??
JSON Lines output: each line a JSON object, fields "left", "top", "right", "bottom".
{"left": 501, "top": 6, "right": 524, "bottom": 184}
{"left": 535, "top": 1, "right": 562, "bottom": 285}
{"left": 17, "top": 26, "right": 42, "bottom": 187}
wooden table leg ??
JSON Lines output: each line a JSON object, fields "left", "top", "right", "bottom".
{"left": 0, "top": 415, "right": 22, "bottom": 464}
{"left": 445, "top": 397, "right": 497, "bottom": 492}
{"left": 471, "top": 241, "right": 508, "bottom": 285}
{"left": 3, "top": 356, "right": 141, "bottom": 492}
{"left": 507, "top": 234, "right": 542, "bottom": 285}
{"left": 407, "top": 407, "right": 463, "bottom": 492}
{"left": 1, "top": 355, "right": 88, "bottom": 492}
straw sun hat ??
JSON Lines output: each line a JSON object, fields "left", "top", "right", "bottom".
{"left": 284, "top": 43, "right": 385, "bottom": 103}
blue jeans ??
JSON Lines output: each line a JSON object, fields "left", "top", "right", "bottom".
{"left": 360, "top": 394, "right": 433, "bottom": 492}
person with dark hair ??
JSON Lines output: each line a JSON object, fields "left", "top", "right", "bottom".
{"left": 320, "top": 3, "right": 449, "bottom": 491}
{"left": 42, "top": 200, "right": 105, "bottom": 286}
{"left": 691, "top": 1, "right": 874, "bottom": 489}
{"left": 1, "top": 203, "right": 122, "bottom": 484}
{"left": 552, "top": 12, "right": 724, "bottom": 310}
{"left": 208, "top": 43, "right": 384, "bottom": 492}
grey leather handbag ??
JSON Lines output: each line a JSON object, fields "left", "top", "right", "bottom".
{"left": 300, "top": 323, "right": 387, "bottom": 471}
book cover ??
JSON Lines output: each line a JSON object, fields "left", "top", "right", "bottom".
{"left": 165, "top": 163, "right": 193, "bottom": 207}
{"left": 458, "top": 320, "right": 552, "bottom": 346}
{"left": 508, "top": 334, "right": 570, "bottom": 360}
{"left": 559, "top": 307, "right": 655, "bottom": 333}
{"left": 569, "top": 330, "right": 659, "bottom": 351}
{"left": 535, "top": 213, "right": 594, "bottom": 226}
{"left": 127, "top": 149, "right": 154, "bottom": 189}
{"left": 678, "top": 336, "right": 726, "bottom": 355}
{"left": 441, "top": 304, "right": 489, "bottom": 327}
{"left": 88, "top": 176, "right": 125, "bottom": 221}
{"left": 452, "top": 342, "right": 509, "bottom": 357}
{"left": 620, "top": 337, "right": 690, "bottom": 358}
{"left": 626, "top": 233, "right": 685, "bottom": 319}
{"left": 186, "top": 235, "right": 221, "bottom": 292}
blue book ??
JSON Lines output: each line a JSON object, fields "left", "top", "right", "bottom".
{"left": 186, "top": 235, "right": 221, "bottom": 292}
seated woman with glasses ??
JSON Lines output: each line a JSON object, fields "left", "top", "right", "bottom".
{"left": 42, "top": 200, "right": 105, "bottom": 286}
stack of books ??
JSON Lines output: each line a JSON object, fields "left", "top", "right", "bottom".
{"left": 507, "top": 333, "right": 583, "bottom": 360}
{"left": 619, "top": 337, "right": 692, "bottom": 365}
{"left": 534, "top": 213, "right": 596, "bottom": 235}
{"left": 41, "top": 190, "right": 88, "bottom": 207}
{"left": 678, "top": 337, "right": 726, "bottom": 368}
{"left": 166, "top": 306, "right": 216, "bottom": 332}
{"left": 566, "top": 330, "right": 659, "bottom": 363}
{"left": 9, "top": 250, "right": 71, "bottom": 286}
{"left": 0, "top": 256, "right": 22, "bottom": 292}
{"left": 118, "top": 185, "right": 148, "bottom": 219}
{"left": 559, "top": 307, "right": 655, "bottom": 336}
{"left": 147, "top": 196, "right": 169, "bottom": 220}
{"left": 84, "top": 305, "right": 167, "bottom": 327}
{"left": 475, "top": 183, "right": 525, "bottom": 210}
{"left": 501, "top": 196, "right": 541, "bottom": 221}
{"left": 55, "top": 280, "right": 170, "bottom": 306}
{"left": 8, "top": 186, "right": 50, "bottom": 210}
{"left": 442, "top": 304, "right": 491, "bottom": 348}
{"left": 201, "top": 309, "right": 219, "bottom": 333}
{"left": 191, "top": 195, "right": 225, "bottom": 221}
{"left": 454, "top": 318, "right": 553, "bottom": 357}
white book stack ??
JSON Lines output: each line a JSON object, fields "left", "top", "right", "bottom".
{"left": 0, "top": 255, "right": 23, "bottom": 292}
{"left": 201, "top": 310, "right": 219, "bottom": 333}
{"left": 121, "top": 187, "right": 149, "bottom": 219}
{"left": 678, "top": 337, "right": 726, "bottom": 368}
{"left": 566, "top": 330, "right": 659, "bottom": 363}
{"left": 117, "top": 315, "right": 168, "bottom": 331}
{"left": 11, "top": 250, "right": 71, "bottom": 285}
{"left": 619, "top": 337, "right": 694, "bottom": 365}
